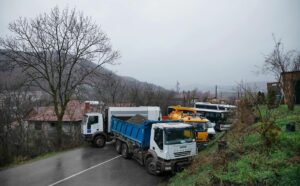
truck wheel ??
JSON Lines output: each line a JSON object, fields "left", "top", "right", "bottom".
{"left": 93, "top": 135, "right": 106, "bottom": 148}
{"left": 115, "top": 140, "right": 122, "bottom": 154}
{"left": 175, "top": 164, "right": 184, "bottom": 172}
{"left": 121, "top": 143, "right": 131, "bottom": 159}
{"left": 146, "top": 157, "right": 157, "bottom": 175}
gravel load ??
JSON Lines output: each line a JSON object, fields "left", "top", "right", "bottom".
{"left": 127, "top": 114, "right": 147, "bottom": 124}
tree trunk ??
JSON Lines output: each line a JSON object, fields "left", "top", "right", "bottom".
{"left": 56, "top": 115, "right": 64, "bottom": 149}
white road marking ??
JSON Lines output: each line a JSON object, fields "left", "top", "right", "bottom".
{"left": 48, "top": 155, "right": 122, "bottom": 186}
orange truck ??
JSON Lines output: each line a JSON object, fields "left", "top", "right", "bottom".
{"left": 167, "top": 106, "right": 209, "bottom": 148}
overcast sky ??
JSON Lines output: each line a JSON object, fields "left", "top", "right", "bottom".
{"left": 1, "top": 0, "right": 300, "bottom": 90}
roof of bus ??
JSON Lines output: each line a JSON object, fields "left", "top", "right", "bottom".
{"left": 195, "top": 102, "right": 236, "bottom": 108}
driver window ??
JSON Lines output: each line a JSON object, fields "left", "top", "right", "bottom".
{"left": 154, "top": 128, "right": 163, "bottom": 150}
{"left": 87, "top": 116, "right": 98, "bottom": 129}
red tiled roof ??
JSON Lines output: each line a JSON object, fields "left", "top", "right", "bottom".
{"left": 27, "top": 100, "right": 85, "bottom": 122}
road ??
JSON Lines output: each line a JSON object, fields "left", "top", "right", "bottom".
{"left": 0, "top": 144, "right": 166, "bottom": 186}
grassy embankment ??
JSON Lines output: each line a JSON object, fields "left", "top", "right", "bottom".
{"left": 168, "top": 105, "right": 300, "bottom": 186}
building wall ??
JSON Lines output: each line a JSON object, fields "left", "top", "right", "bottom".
{"left": 28, "top": 121, "right": 81, "bottom": 136}
{"left": 281, "top": 71, "right": 300, "bottom": 105}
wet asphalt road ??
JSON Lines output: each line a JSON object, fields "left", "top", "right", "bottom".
{"left": 0, "top": 144, "right": 164, "bottom": 186}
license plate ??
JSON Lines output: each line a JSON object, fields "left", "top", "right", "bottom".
{"left": 165, "top": 167, "right": 172, "bottom": 171}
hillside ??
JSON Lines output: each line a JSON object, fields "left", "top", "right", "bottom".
{"left": 168, "top": 105, "right": 300, "bottom": 186}
{"left": 0, "top": 50, "right": 168, "bottom": 96}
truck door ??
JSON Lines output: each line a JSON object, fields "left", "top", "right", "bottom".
{"left": 153, "top": 128, "right": 165, "bottom": 158}
{"left": 87, "top": 115, "right": 103, "bottom": 134}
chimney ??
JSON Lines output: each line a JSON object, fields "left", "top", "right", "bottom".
{"left": 84, "top": 102, "right": 90, "bottom": 113}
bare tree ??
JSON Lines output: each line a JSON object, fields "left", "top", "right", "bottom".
{"left": 264, "top": 35, "right": 296, "bottom": 80}
{"left": 263, "top": 35, "right": 299, "bottom": 110}
{"left": 93, "top": 73, "right": 127, "bottom": 105}
{"left": 0, "top": 7, "right": 119, "bottom": 147}
{"left": 0, "top": 77, "right": 37, "bottom": 165}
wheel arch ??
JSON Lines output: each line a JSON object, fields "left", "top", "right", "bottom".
{"left": 92, "top": 132, "right": 107, "bottom": 141}
{"left": 144, "top": 149, "right": 158, "bottom": 165}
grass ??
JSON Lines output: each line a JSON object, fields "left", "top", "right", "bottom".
{"left": 168, "top": 105, "right": 300, "bottom": 186}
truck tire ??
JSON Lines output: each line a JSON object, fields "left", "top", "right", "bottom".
{"left": 121, "top": 143, "right": 131, "bottom": 159}
{"left": 146, "top": 157, "right": 157, "bottom": 175}
{"left": 115, "top": 139, "right": 122, "bottom": 154}
{"left": 93, "top": 135, "right": 106, "bottom": 148}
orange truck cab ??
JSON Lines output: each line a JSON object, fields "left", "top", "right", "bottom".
{"left": 181, "top": 116, "right": 209, "bottom": 148}
{"left": 167, "top": 106, "right": 209, "bottom": 148}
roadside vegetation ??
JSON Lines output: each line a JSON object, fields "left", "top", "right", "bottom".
{"left": 168, "top": 105, "right": 300, "bottom": 186}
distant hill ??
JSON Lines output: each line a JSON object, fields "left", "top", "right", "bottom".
{"left": 0, "top": 49, "right": 168, "bottom": 96}
{"left": 180, "top": 82, "right": 267, "bottom": 94}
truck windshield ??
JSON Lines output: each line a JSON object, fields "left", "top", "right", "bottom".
{"left": 165, "top": 128, "right": 194, "bottom": 145}
{"left": 189, "top": 122, "right": 208, "bottom": 132}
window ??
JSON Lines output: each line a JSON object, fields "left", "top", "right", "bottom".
{"left": 195, "top": 104, "right": 206, "bottom": 109}
{"left": 207, "top": 105, "right": 217, "bottom": 110}
{"left": 182, "top": 110, "right": 195, "bottom": 114}
{"left": 190, "top": 122, "right": 207, "bottom": 132}
{"left": 154, "top": 128, "right": 163, "bottom": 150}
{"left": 165, "top": 128, "right": 194, "bottom": 145}
{"left": 87, "top": 116, "right": 98, "bottom": 129}
{"left": 219, "top": 106, "right": 226, "bottom": 110}
{"left": 35, "top": 123, "right": 42, "bottom": 130}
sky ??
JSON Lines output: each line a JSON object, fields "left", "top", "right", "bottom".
{"left": 1, "top": 0, "right": 300, "bottom": 90}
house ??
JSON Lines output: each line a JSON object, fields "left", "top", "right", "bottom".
{"left": 267, "top": 71, "right": 300, "bottom": 105}
{"left": 281, "top": 71, "right": 300, "bottom": 105}
{"left": 26, "top": 100, "right": 86, "bottom": 135}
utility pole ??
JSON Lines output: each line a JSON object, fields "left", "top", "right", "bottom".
{"left": 215, "top": 85, "right": 218, "bottom": 99}
{"left": 176, "top": 81, "right": 180, "bottom": 93}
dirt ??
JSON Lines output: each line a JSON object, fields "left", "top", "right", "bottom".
{"left": 127, "top": 114, "right": 147, "bottom": 124}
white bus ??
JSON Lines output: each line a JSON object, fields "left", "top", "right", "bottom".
{"left": 194, "top": 102, "right": 236, "bottom": 131}
{"left": 194, "top": 102, "right": 236, "bottom": 111}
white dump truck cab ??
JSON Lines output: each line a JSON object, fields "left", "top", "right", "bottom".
{"left": 81, "top": 113, "right": 104, "bottom": 134}
{"left": 81, "top": 113, "right": 107, "bottom": 147}
{"left": 146, "top": 122, "right": 197, "bottom": 174}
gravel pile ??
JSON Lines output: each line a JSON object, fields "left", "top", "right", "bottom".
{"left": 127, "top": 114, "right": 147, "bottom": 124}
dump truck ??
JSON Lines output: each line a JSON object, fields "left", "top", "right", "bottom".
{"left": 167, "top": 106, "right": 216, "bottom": 147}
{"left": 111, "top": 117, "right": 197, "bottom": 175}
{"left": 81, "top": 106, "right": 161, "bottom": 147}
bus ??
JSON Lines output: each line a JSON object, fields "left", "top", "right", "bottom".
{"left": 194, "top": 102, "right": 236, "bottom": 131}
{"left": 194, "top": 102, "right": 236, "bottom": 111}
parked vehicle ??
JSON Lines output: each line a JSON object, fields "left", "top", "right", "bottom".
{"left": 111, "top": 117, "right": 197, "bottom": 175}
{"left": 81, "top": 106, "right": 197, "bottom": 175}
{"left": 167, "top": 106, "right": 198, "bottom": 116}
{"left": 207, "top": 122, "right": 216, "bottom": 138}
{"left": 81, "top": 106, "right": 161, "bottom": 147}
{"left": 166, "top": 106, "right": 216, "bottom": 146}
{"left": 195, "top": 109, "right": 232, "bottom": 131}
{"left": 194, "top": 102, "right": 235, "bottom": 131}
{"left": 194, "top": 102, "right": 236, "bottom": 111}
